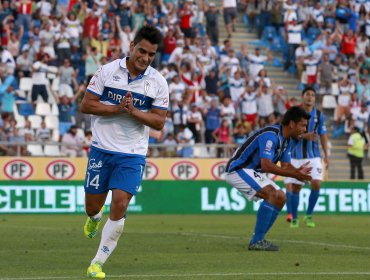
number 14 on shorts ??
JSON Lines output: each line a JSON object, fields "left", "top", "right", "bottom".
{"left": 86, "top": 172, "right": 100, "bottom": 189}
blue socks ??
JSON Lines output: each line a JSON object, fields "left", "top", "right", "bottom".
{"left": 291, "top": 192, "right": 300, "bottom": 219}
{"left": 286, "top": 191, "right": 292, "bottom": 215}
{"left": 307, "top": 190, "right": 320, "bottom": 215}
{"left": 251, "top": 201, "right": 281, "bottom": 244}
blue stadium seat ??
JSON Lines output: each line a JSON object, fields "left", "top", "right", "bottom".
{"left": 17, "top": 102, "right": 35, "bottom": 116}
{"left": 262, "top": 26, "right": 277, "bottom": 44}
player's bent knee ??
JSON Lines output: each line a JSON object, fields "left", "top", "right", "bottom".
{"left": 85, "top": 204, "right": 102, "bottom": 217}
{"left": 276, "top": 190, "right": 286, "bottom": 206}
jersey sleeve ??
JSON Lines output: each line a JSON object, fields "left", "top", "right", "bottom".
{"left": 258, "top": 132, "right": 278, "bottom": 160}
{"left": 151, "top": 75, "right": 169, "bottom": 110}
{"left": 86, "top": 66, "right": 105, "bottom": 97}
{"left": 317, "top": 112, "right": 327, "bottom": 135}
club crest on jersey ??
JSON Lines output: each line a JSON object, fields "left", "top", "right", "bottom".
{"left": 113, "top": 75, "right": 121, "bottom": 82}
{"left": 144, "top": 81, "right": 150, "bottom": 96}
{"left": 265, "top": 140, "right": 273, "bottom": 151}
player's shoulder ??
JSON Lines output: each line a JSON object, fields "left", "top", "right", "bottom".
{"left": 147, "top": 66, "right": 168, "bottom": 86}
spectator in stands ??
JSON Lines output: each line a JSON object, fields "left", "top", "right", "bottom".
{"left": 55, "top": 23, "right": 72, "bottom": 64}
{"left": 31, "top": 53, "right": 50, "bottom": 103}
{"left": 203, "top": 2, "right": 219, "bottom": 45}
{"left": 240, "top": 85, "right": 258, "bottom": 130}
{"left": 220, "top": 96, "right": 235, "bottom": 126}
{"left": 337, "top": 77, "right": 354, "bottom": 128}
{"left": 0, "top": 45, "right": 16, "bottom": 75}
{"left": 179, "top": 1, "right": 194, "bottom": 46}
{"left": 162, "top": 132, "right": 177, "bottom": 157}
{"left": 273, "top": 85, "right": 288, "bottom": 116}
{"left": 295, "top": 41, "right": 311, "bottom": 81}
{"left": 19, "top": 119, "right": 33, "bottom": 142}
{"left": 352, "top": 103, "right": 369, "bottom": 133}
{"left": 16, "top": 48, "right": 32, "bottom": 78}
{"left": 347, "top": 126, "right": 367, "bottom": 179}
{"left": 85, "top": 46, "right": 101, "bottom": 84}
{"left": 248, "top": 47, "right": 270, "bottom": 79}
{"left": 61, "top": 125, "right": 86, "bottom": 157}
{"left": 203, "top": 98, "right": 220, "bottom": 144}
{"left": 212, "top": 119, "right": 232, "bottom": 157}
{"left": 54, "top": 94, "right": 78, "bottom": 138}
{"left": 172, "top": 100, "right": 189, "bottom": 136}
{"left": 284, "top": 16, "right": 302, "bottom": 72}
{"left": 204, "top": 68, "right": 219, "bottom": 98}
{"left": 59, "top": 58, "right": 78, "bottom": 94}
{"left": 162, "top": 27, "right": 177, "bottom": 63}
{"left": 187, "top": 103, "right": 202, "bottom": 143}
{"left": 357, "top": 77, "right": 370, "bottom": 104}
{"left": 36, "top": 121, "right": 51, "bottom": 142}
{"left": 0, "top": 85, "right": 17, "bottom": 116}
{"left": 176, "top": 124, "right": 194, "bottom": 158}
{"left": 318, "top": 53, "right": 334, "bottom": 97}
{"left": 256, "top": 82, "right": 274, "bottom": 128}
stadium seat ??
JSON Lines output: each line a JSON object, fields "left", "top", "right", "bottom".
{"left": 51, "top": 103, "right": 59, "bottom": 116}
{"left": 28, "top": 115, "right": 43, "bottom": 129}
{"left": 59, "top": 83, "right": 74, "bottom": 98}
{"left": 35, "top": 102, "right": 52, "bottom": 116}
{"left": 15, "top": 115, "right": 26, "bottom": 128}
{"left": 19, "top": 77, "right": 33, "bottom": 99}
{"left": 44, "top": 144, "right": 61, "bottom": 156}
{"left": 27, "top": 144, "right": 44, "bottom": 156}
{"left": 322, "top": 95, "right": 337, "bottom": 109}
{"left": 52, "top": 128, "right": 60, "bottom": 142}
{"left": 45, "top": 115, "right": 59, "bottom": 129}
{"left": 51, "top": 77, "right": 60, "bottom": 93}
{"left": 17, "top": 102, "right": 35, "bottom": 116}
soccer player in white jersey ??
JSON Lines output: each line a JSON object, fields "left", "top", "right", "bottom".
{"left": 80, "top": 26, "right": 168, "bottom": 279}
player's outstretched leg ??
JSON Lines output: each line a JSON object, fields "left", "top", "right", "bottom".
{"left": 84, "top": 206, "right": 105, "bottom": 239}
{"left": 248, "top": 186, "right": 285, "bottom": 251}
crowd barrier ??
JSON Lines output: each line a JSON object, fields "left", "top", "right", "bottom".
{"left": 0, "top": 158, "right": 369, "bottom": 214}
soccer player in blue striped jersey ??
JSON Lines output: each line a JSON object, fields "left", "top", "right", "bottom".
{"left": 284, "top": 87, "right": 329, "bottom": 228}
{"left": 80, "top": 26, "right": 168, "bottom": 278}
{"left": 225, "top": 106, "right": 312, "bottom": 251}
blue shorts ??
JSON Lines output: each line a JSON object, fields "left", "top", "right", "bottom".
{"left": 84, "top": 147, "right": 146, "bottom": 195}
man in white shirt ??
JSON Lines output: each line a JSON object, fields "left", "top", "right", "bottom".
{"left": 284, "top": 17, "right": 302, "bottom": 72}
{"left": 80, "top": 26, "right": 168, "bottom": 278}
{"left": 31, "top": 53, "right": 49, "bottom": 103}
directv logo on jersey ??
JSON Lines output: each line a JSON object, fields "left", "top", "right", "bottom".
{"left": 108, "top": 91, "right": 146, "bottom": 106}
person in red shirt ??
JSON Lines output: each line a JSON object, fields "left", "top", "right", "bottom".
{"left": 340, "top": 29, "right": 356, "bottom": 58}
{"left": 179, "top": 1, "right": 194, "bottom": 45}
{"left": 163, "top": 28, "right": 177, "bottom": 63}
{"left": 212, "top": 119, "right": 232, "bottom": 157}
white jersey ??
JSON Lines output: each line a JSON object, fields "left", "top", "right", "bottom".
{"left": 86, "top": 58, "right": 169, "bottom": 156}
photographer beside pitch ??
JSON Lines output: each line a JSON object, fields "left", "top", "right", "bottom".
{"left": 80, "top": 26, "right": 168, "bottom": 278}
{"left": 225, "top": 106, "right": 312, "bottom": 251}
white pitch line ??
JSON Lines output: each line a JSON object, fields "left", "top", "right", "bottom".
{"left": 181, "top": 232, "right": 370, "bottom": 250}
{"left": 2, "top": 272, "right": 370, "bottom": 280}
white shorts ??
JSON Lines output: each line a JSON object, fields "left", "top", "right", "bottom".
{"left": 283, "top": 158, "right": 323, "bottom": 185}
{"left": 225, "top": 169, "right": 280, "bottom": 201}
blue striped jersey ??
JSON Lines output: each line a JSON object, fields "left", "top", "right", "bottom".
{"left": 291, "top": 108, "right": 326, "bottom": 159}
{"left": 226, "top": 124, "right": 292, "bottom": 173}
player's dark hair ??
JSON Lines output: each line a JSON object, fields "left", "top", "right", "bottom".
{"left": 281, "top": 106, "right": 311, "bottom": 125}
{"left": 133, "top": 26, "right": 163, "bottom": 46}
{"left": 302, "top": 86, "right": 316, "bottom": 96}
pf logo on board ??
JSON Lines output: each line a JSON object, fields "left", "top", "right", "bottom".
{"left": 211, "top": 161, "right": 228, "bottom": 180}
{"left": 46, "top": 160, "right": 76, "bottom": 180}
{"left": 171, "top": 161, "right": 199, "bottom": 180}
{"left": 143, "top": 161, "right": 159, "bottom": 180}
{"left": 4, "top": 159, "right": 34, "bottom": 180}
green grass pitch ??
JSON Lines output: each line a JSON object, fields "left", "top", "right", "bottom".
{"left": 1, "top": 215, "right": 370, "bottom": 280}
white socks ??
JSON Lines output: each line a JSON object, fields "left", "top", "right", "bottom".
{"left": 91, "top": 217, "right": 125, "bottom": 265}
{"left": 91, "top": 210, "right": 103, "bottom": 221}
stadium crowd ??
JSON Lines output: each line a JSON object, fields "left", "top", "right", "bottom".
{"left": 0, "top": 0, "right": 369, "bottom": 158}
